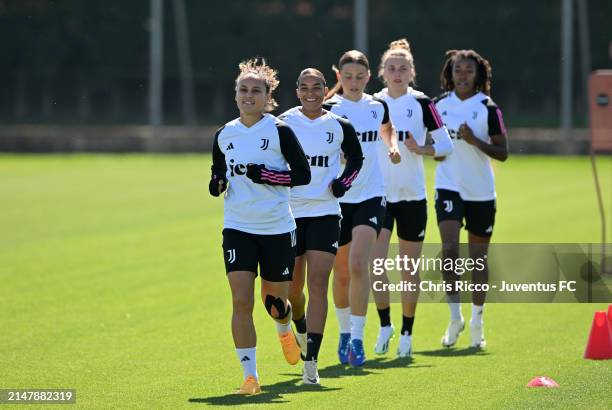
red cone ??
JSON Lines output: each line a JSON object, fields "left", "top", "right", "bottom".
{"left": 584, "top": 310, "right": 612, "bottom": 360}
{"left": 527, "top": 376, "right": 559, "bottom": 388}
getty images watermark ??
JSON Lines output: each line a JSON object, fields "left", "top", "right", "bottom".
{"left": 369, "top": 243, "right": 612, "bottom": 303}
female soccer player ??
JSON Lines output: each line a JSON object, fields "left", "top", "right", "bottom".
{"left": 281, "top": 68, "right": 363, "bottom": 383}
{"left": 324, "top": 50, "right": 401, "bottom": 367}
{"left": 209, "top": 58, "right": 311, "bottom": 394}
{"left": 372, "top": 39, "right": 452, "bottom": 358}
{"left": 434, "top": 49, "right": 508, "bottom": 349}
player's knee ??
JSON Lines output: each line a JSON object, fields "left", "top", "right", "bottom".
{"left": 287, "top": 285, "right": 303, "bottom": 304}
{"left": 334, "top": 269, "right": 350, "bottom": 288}
{"left": 308, "top": 273, "right": 329, "bottom": 296}
{"left": 264, "top": 294, "right": 291, "bottom": 319}
{"left": 232, "top": 293, "right": 254, "bottom": 314}
{"left": 349, "top": 255, "right": 367, "bottom": 277}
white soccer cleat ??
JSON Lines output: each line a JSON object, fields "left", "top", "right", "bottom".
{"left": 295, "top": 332, "right": 307, "bottom": 360}
{"left": 441, "top": 319, "right": 465, "bottom": 347}
{"left": 470, "top": 323, "right": 486, "bottom": 348}
{"left": 374, "top": 325, "right": 395, "bottom": 355}
{"left": 302, "top": 359, "right": 320, "bottom": 385}
{"left": 396, "top": 334, "right": 412, "bottom": 358}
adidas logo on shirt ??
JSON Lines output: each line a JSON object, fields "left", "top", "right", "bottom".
{"left": 226, "top": 142, "right": 234, "bottom": 150}
{"left": 369, "top": 216, "right": 377, "bottom": 225}
{"left": 282, "top": 268, "right": 290, "bottom": 276}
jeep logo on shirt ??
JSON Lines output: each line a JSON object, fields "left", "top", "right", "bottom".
{"left": 356, "top": 130, "right": 378, "bottom": 142}
{"left": 228, "top": 159, "right": 248, "bottom": 176}
{"left": 306, "top": 155, "right": 330, "bottom": 167}
{"left": 447, "top": 128, "right": 461, "bottom": 140}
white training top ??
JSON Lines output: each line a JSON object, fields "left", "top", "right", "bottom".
{"left": 280, "top": 107, "right": 362, "bottom": 218}
{"left": 212, "top": 113, "right": 309, "bottom": 235}
{"left": 374, "top": 87, "right": 452, "bottom": 202}
{"left": 324, "top": 93, "right": 390, "bottom": 203}
{"left": 434, "top": 91, "right": 507, "bottom": 201}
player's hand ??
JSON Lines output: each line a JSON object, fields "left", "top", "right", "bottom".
{"left": 330, "top": 179, "right": 347, "bottom": 198}
{"left": 403, "top": 131, "right": 422, "bottom": 155}
{"left": 245, "top": 163, "right": 266, "bottom": 184}
{"left": 209, "top": 173, "right": 228, "bottom": 196}
{"left": 458, "top": 122, "right": 477, "bottom": 145}
{"left": 388, "top": 148, "right": 401, "bottom": 164}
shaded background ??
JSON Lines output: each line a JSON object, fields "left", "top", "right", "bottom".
{"left": 0, "top": 0, "right": 611, "bottom": 127}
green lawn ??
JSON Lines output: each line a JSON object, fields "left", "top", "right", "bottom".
{"left": 0, "top": 155, "right": 610, "bottom": 409}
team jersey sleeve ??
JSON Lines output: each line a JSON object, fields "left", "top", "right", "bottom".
{"left": 373, "top": 97, "right": 390, "bottom": 125}
{"left": 336, "top": 117, "right": 364, "bottom": 189}
{"left": 416, "top": 96, "right": 452, "bottom": 157}
{"left": 277, "top": 123, "right": 311, "bottom": 187}
{"left": 209, "top": 126, "right": 228, "bottom": 196}
{"left": 484, "top": 100, "right": 507, "bottom": 136}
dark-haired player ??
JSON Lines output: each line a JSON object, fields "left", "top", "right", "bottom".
{"left": 209, "top": 58, "right": 311, "bottom": 394}
{"left": 324, "top": 50, "right": 401, "bottom": 367}
{"left": 434, "top": 49, "right": 508, "bottom": 349}
{"left": 281, "top": 68, "right": 363, "bottom": 383}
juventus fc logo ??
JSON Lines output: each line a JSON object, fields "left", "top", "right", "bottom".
{"left": 326, "top": 132, "right": 334, "bottom": 144}
{"left": 371, "top": 110, "right": 377, "bottom": 119}
{"left": 472, "top": 112, "right": 478, "bottom": 120}
{"left": 407, "top": 109, "right": 413, "bottom": 118}
{"left": 444, "top": 200, "right": 453, "bottom": 213}
{"left": 226, "top": 249, "right": 236, "bottom": 263}
{"left": 260, "top": 138, "right": 269, "bottom": 150}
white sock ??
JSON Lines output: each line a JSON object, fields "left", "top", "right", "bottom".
{"left": 236, "top": 347, "right": 258, "bottom": 380}
{"left": 335, "top": 306, "right": 351, "bottom": 334}
{"left": 448, "top": 302, "right": 463, "bottom": 322}
{"left": 350, "top": 315, "right": 366, "bottom": 341}
{"left": 471, "top": 304, "right": 484, "bottom": 326}
{"left": 275, "top": 318, "right": 292, "bottom": 334}
{"left": 380, "top": 325, "right": 394, "bottom": 339}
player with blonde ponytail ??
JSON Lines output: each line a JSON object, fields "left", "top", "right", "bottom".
{"left": 372, "top": 39, "right": 453, "bottom": 358}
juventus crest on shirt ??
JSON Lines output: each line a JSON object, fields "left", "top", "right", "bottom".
{"left": 323, "top": 93, "right": 390, "bottom": 203}
{"left": 279, "top": 107, "right": 363, "bottom": 218}
{"left": 211, "top": 113, "right": 310, "bottom": 235}
{"left": 434, "top": 91, "right": 507, "bottom": 200}
{"left": 374, "top": 87, "right": 453, "bottom": 203}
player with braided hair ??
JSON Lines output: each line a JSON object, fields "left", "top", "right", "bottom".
{"left": 434, "top": 49, "right": 508, "bottom": 349}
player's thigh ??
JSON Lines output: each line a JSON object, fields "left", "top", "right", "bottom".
{"left": 222, "top": 228, "right": 259, "bottom": 276}
{"left": 394, "top": 199, "right": 427, "bottom": 242}
{"left": 258, "top": 229, "right": 296, "bottom": 283}
{"left": 464, "top": 199, "right": 496, "bottom": 239}
{"left": 304, "top": 215, "right": 341, "bottom": 255}
{"left": 435, "top": 189, "right": 464, "bottom": 227}
{"left": 352, "top": 196, "right": 386, "bottom": 236}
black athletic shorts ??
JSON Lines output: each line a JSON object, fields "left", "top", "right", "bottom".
{"left": 434, "top": 189, "right": 496, "bottom": 238}
{"left": 339, "top": 196, "right": 387, "bottom": 246}
{"left": 382, "top": 199, "right": 427, "bottom": 242}
{"left": 222, "top": 228, "right": 296, "bottom": 282}
{"left": 295, "top": 215, "right": 341, "bottom": 256}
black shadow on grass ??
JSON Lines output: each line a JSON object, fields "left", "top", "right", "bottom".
{"left": 317, "top": 357, "right": 433, "bottom": 380}
{"left": 417, "top": 347, "right": 491, "bottom": 357}
{"left": 189, "top": 375, "right": 341, "bottom": 406}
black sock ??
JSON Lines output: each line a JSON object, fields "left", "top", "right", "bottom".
{"left": 305, "top": 332, "right": 323, "bottom": 361}
{"left": 293, "top": 315, "right": 307, "bottom": 334}
{"left": 377, "top": 307, "right": 391, "bottom": 327}
{"left": 401, "top": 315, "right": 415, "bottom": 336}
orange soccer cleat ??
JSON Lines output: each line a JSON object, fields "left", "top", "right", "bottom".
{"left": 235, "top": 375, "right": 261, "bottom": 395}
{"left": 278, "top": 330, "right": 301, "bottom": 365}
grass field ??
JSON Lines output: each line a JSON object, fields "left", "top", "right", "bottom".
{"left": 0, "top": 154, "right": 611, "bottom": 409}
